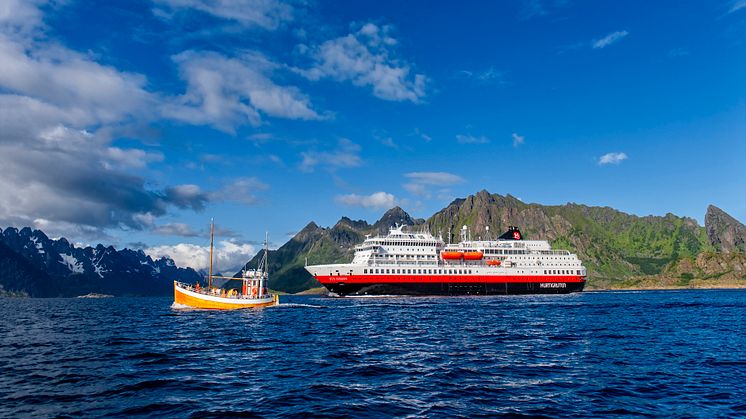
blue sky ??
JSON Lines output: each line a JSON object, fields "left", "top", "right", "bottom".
{"left": 0, "top": 0, "right": 744, "bottom": 271}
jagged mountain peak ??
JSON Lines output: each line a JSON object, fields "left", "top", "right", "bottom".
{"left": 334, "top": 217, "right": 370, "bottom": 231}
{"left": 705, "top": 205, "right": 745, "bottom": 253}
{"left": 300, "top": 221, "right": 319, "bottom": 232}
{"left": 374, "top": 206, "right": 421, "bottom": 233}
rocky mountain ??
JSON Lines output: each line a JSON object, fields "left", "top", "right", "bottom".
{"left": 0, "top": 227, "right": 200, "bottom": 297}
{"left": 242, "top": 190, "right": 744, "bottom": 293}
{"left": 705, "top": 205, "right": 746, "bottom": 253}
{"left": 426, "top": 190, "right": 716, "bottom": 288}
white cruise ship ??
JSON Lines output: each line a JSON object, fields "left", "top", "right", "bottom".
{"left": 304, "top": 225, "right": 587, "bottom": 296}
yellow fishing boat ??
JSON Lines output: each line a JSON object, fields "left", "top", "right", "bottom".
{"left": 173, "top": 221, "right": 278, "bottom": 309}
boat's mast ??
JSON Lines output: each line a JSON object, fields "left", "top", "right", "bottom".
{"left": 208, "top": 218, "right": 214, "bottom": 289}
{"left": 260, "top": 232, "right": 268, "bottom": 297}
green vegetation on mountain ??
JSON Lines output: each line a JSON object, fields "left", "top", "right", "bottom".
{"left": 239, "top": 190, "right": 745, "bottom": 293}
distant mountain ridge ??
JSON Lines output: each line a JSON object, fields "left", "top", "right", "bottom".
{"left": 241, "top": 190, "right": 744, "bottom": 293}
{"left": 0, "top": 227, "right": 200, "bottom": 297}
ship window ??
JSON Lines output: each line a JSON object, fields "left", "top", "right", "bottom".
{"left": 386, "top": 269, "right": 390, "bottom": 274}
{"left": 364, "top": 269, "right": 367, "bottom": 274}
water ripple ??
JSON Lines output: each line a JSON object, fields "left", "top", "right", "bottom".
{"left": 1, "top": 291, "right": 745, "bottom": 417}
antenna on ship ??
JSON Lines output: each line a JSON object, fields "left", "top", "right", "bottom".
{"left": 208, "top": 218, "right": 214, "bottom": 289}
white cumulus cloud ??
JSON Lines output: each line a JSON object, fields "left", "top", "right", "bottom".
{"left": 164, "top": 50, "right": 323, "bottom": 132}
{"left": 146, "top": 240, "right": 257, "bottom": 273}
{"left": 298, "top": 23, "right": 427, "bottom": 103}
{"left": 598, "top": 152, "right": 628, "bottom": 165}
{"left": 335, "top": 192, "right": 396, "bottom": 209}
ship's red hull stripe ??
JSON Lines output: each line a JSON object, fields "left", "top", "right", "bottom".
{"left": 315, "top": 274, "right": 586, "bottom": 285}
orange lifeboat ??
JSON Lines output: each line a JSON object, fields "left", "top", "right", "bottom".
{"left": 441, "top": 251, "right": 464, "bottom": 260}
{"left": 463, "top": 251, "right": 484, "bottom": 261}
{"left": 487, "top": 259, "right": 501, "bottom": 266}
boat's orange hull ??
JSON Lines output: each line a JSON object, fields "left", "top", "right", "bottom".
{"left": 173, "top": 282, "right": 277, "bottom": 310}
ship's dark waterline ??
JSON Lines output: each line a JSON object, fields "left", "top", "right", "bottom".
{"left": 322, "top": 279, "right": 585, "bottom": 296}
{"left": 1, "top": 290, "right": 745, "bottom": 417}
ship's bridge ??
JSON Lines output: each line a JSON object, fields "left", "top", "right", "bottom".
{"left": 352, "top": 225, "right": 444, "bottom": 265}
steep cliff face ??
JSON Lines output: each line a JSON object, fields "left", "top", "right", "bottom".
{"left": 705, "top": 205, "right": 746, "bottom": 253}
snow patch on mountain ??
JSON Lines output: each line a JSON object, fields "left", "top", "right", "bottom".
{"left": 60, "top": 253, "right": 84, "bottom": 274}
{"left": 31, "top": 236, "right": 45, "bottom": 254}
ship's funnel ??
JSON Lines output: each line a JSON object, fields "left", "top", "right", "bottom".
{"left": 498, "top": 226, "right": 523, "bottom": 241}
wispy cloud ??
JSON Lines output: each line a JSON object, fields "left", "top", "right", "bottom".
{"left": 299, "top": 138, "right": 362, "bottom": 172}
{"left": 152, "top": 0, "right": 294, "bottom": 30}
{"left": 405, "top": 172, "right": 464, "bottom": 185}
{"left": 335, "top": 191, "right": 396, "bottom": 209}
{"left": 592, "top": 30, "right": 629, "bottom": 49}
{"left": 297, "top": 23, "right": 428, "bottom": 103}
{"left": 403, "top": 171, "right": 464, "bottom": 199}
{"left": 512, "top": 133, "right": 525, "bottom": 147}
{"left": 456, "top": 67, "right": 506, "bottom": 85}
{"left": 598, "top": 152, "right": 628, "bottom": 165}
{"left": 412, "top": 128, "right": 432, "bottom": 142}
{"left": 456, "top": 134, "right": 490, "bottom": 144}
{"left": 729, "top": 0, "right": 746, "bottom": 13}
{"left": 380, "top": 137, "right": 398, "bottom": 149}
{"left": 210, "top": 177, "right": 269, "bottom": 205}
{"left": 153, "top": 223, "right": 202, "bottom": 237}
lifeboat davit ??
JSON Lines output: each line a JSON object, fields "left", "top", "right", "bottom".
{"left": 463, "top": 251, "right": 484, "bottom": 261}
{"left": 441, "top": 251, "right": 463, "bottom": 260}
{"left": 486, "top": 259, "right": 501, "bottom": 266}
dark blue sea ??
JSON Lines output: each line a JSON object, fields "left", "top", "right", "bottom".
{"left": 1, "top": 290, "right": 745, "bottom": 418}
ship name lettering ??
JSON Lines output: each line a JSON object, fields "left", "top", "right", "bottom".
{"left": 540, "top": 283, "right": 566, "bottom": 288}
